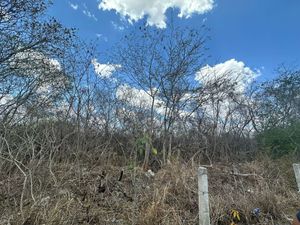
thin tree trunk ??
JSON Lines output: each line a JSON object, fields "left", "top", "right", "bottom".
{"left": 162, "top": 134, "right": 167, "bottom": 164}
{"left": 143, "top": 141, "right": 151, "bottom": 170}
{"left": 167, "top": 132, "right": 172, "bottom": 163}
{"left": 143, "top": 95, "right": 155, "bottom": 170}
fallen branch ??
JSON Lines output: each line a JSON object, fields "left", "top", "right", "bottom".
{"left": 231, "top": 172, "right": 263, "bottom": 179}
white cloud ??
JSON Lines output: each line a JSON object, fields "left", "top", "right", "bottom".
{"left": 195, "top": 59, "right": 260, "bottom": 131}
{"left": 49, "top": 58, "right": 62, "bottom": 71}
{"left": 196, "top": 59, "right": 259, "bottom": 94}
{"left": 83, "top": 3, "right": 98, "bottom": 21}
{"left": 7, "top": 50, "right": 67, "bottom": 104}
{"left": 115, "top": 85, "right": 192, "bottom": 127}
{"left": 92, "top": 58, "right": 121, "bottom": 78}
{"left": 0, "top": 94, "right": 13, "bottom": 106}
{"left": 9, "top": 50, "right": 62, "bottom": 75}
{"left": 116, "top": 84, "right": 165, "bottom": 114}
{"left": 99, "top": 0, "right": 214, "bottom": 28}
{"left": 117, "top": 85, "right": 153, "bottom": 108}
{"left": 0, "top": 94, "right": 26, "bottom": 121}
{"left": 111, "top": 21, "right": 125, "bottom": 31}
{"left": 0, "top": 6, "right": 10, "bottom": 21}
{"left": 96, "top": 33, "right": 108, "bottom": 42}
{"left": 69, "top": 2, "right": 79, "bottom": 10}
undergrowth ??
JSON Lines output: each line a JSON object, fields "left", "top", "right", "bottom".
{"left": 0, "top": 154, "right": 299, "bottom": 225}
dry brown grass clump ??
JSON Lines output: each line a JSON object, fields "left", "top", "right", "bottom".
{"left": 0, "top": 156, "right": 299, "bottom": 225}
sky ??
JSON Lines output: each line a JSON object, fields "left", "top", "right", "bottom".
{"left": 47, "top": 0, "right": 300, "bottom": 82}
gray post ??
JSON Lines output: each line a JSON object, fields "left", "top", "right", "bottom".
{"left": 198, "top": 167, "right": 210, "bottom": 225}
{"left": 293, "top": 163, "right": 300, "bottom": 192}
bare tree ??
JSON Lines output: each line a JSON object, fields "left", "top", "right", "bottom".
{"left": 111, "top": 23, "right": 209, "bottom": 167}
{"left": 254, "top": 67, "right": 300, "bottom": 130}
{"left": 0, "top": 0, "right": 75, "bottom": 124}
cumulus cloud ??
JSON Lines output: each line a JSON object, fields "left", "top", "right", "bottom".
{"left": 9, "top": 50, "right": 62, "bottom": 75}
{"left": 98, "top": 0, "right": 214, "bottom": 28}
{"left": 195, "top": 59, "right": 260, "bottom": 130}
{"left": 117, "top": 85, "right": 150, "bottom": 107}
{"left": 116, "top": 85, "right": 160, "bottom": 109}
{"left": 7, "top": 50, "right": 67, "bottom": 102}
{"left": 92, "top": 58, "right": 121, "bottom": 78}
{"left": 196, "top": 59, "right": 259, "bottom": 94}
{"left": 116, "top": 85, "right": 191, "bottom": 119}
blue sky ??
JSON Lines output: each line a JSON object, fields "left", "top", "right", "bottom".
{"left": 48, "top": 0, "right": 300, "bottom": 81}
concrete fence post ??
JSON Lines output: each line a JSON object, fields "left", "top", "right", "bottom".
{"left": 293, "top": 163, "right": 300, "bottom": 192}
{"left": 198, "top": 167, "right": 210, "bottom": 225}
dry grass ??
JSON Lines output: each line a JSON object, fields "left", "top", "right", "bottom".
{"left": 0, "top": 155, "right": 299, "bottom": 225}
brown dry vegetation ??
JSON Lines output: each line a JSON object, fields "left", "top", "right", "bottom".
{"left": 1, "top": 1, "right": 300, "bottom": 225}
{"left": 1, "top": 154, "right": 299, "bottom": 225}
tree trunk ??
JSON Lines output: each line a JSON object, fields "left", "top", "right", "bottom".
{"left": 143, "top": 141, "right": 151, "bottom": 170}
{"left": 167, "top": 133, "right": 172, "bottom": 163}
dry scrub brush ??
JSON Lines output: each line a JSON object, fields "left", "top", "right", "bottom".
{"left": 0, "top": 145, "right": 299, "bottom": 225}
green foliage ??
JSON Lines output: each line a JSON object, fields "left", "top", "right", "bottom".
{"left": 257, "top": 122, "right": 300, "bottom": 158}
{"left": 135, "top": 135, "right": 158, "bottom": 157}
{"left": 151, "top": 147, "right": 158, "bottom": 156}
{"left": 135, "top": 135, "right": 149, "bottom": 156}
{"left": 127, "top": 163, "right": 135, "bottom": 171}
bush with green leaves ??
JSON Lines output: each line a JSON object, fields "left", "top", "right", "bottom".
{"left": 257, "top": 121, "right": 300, "bottom": 158}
